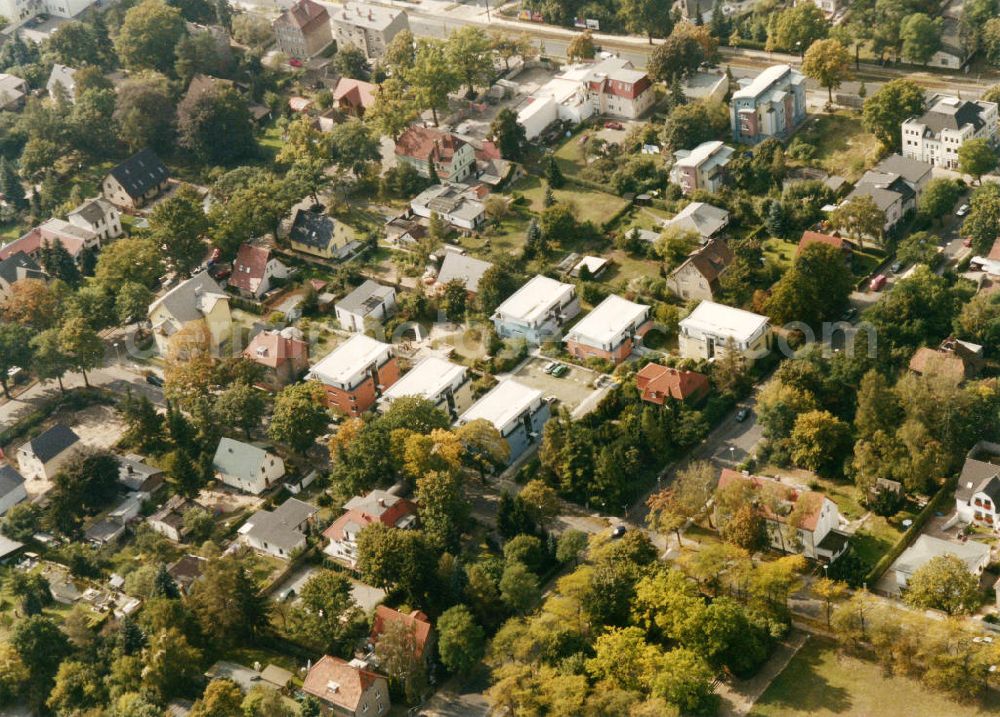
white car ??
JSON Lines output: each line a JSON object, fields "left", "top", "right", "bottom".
{"left": 957, "top": 204, "right": 970, "bottom": 216}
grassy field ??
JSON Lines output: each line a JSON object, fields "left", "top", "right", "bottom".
{"left": 749, "top": 637, "right": 1000, "bottom": 717}
{"left": 793, "top": 112, "right": 881, "bottom": 183}
{"left": 763, "top": 237, "right": 797, "bottom": 272}
{"left": 509, "top": 175, "right": 629, "bottom": 227}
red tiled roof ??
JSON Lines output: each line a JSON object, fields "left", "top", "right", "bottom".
{"left": 797, "top": 231, "right": 853, "bottom": 256}
{"left": 302, "top": 655, "right": 382, "bottom": 711}
{"left": 0, "top": 226, "right": 86, "bottom": 262}
{"left": 908, "top": 347, "right": 968, "bottom": 384}
{"left": 229, "top": 244, "right": 272, "bottom": 294}
{"left": 395, "top": 126, "right": 467, "bottom": 165}
{"left": 333, "top": 78, "right": 376, "bottom": 109}
{"left": 243, "top": 330, "right": 309, "bottom": 369}
{"left": 718, "top": 469, "right": 825, "bottom": 531}
{"left": 683, "top": 238, "right": 733, "bottom": 283}
{"left": 322, "top": 498, "right": 418, "bottom": 542}
{"left": 636, "top": 363, "right": 710, "bottom": 404}
{"left": 371, "top": 606, "right": 433, "bottom": 660}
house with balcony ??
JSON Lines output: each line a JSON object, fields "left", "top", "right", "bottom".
{"left": 491, "top": 274, "right": 580, "bottom": 344}
{"left": 147, "top": 272, "right": 233, "bottom": 356}
{"left": 678, "top": 300, "right": 771, "bottom": 363}
{"left": 395, "top": 127, "right": 476, "bottom": 183}
{"left": 902, "top": 95, "right": 999, "bottom": 169}
{"left": 310, "top": 335, "right": 400, "bottom": 416}
{"left": 272, "top": 0, "right": 333, "bottom": 59}
{"left": 563, "top": 295, "right": 651, "bottom": 364}
{"left": 955, "top": 441, "right": 1000, "bottom": 530}
{"left": 239, "top": 497, "right": 317, "bottom": 559}
{"left": 730, "top": 65, "right": 807, "bottom": 144}
{"left": 335, "top": 279, "right": 397, "bottom": 333}
{"left": 229, "top": 244, "right": 288, "bottom": 300}
{"left": 323, "top": 489, "right": 418, "bottom": 568}
{"left": 457, "top": 379, "right": 551, "bottom": 463}
{"left": 410, "top": 184, "right": 486, "bottom": 232}
{"left": 669, "top": 141, "right": 733, "bottom": 196}
{"left": 379, "top": 356, "right": 473, "bottom": 419}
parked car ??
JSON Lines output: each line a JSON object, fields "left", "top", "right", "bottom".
{"left": 604, "top": 121, "right": 624, "bottom": 130}
{"left": 957, "top": 204, "right": 970, "bottom": 216}
{"left": 542, "top": 361, "right": 558, "bottom": 374}
{"left": 289, "top": 58, "right": 303, "bottom": 68}
{"left": 964, "top": 237, "right": 973, "bottom": 248}
{"left": 890, "top": 261, "right": 903, "bottom": 273}
{"left": 735, "top": 407, "right": 750, "bottom": 422}
{"left": 145, "top": 374, "right": 164, "bottom": 387}
{"left": 551, "top": 364, "right": 569, "bottom": 378}
{"left": 840, "top": 307, "right": 857, "bottom": 322}
{"left": 611, "top": 524, "right": 627, "bottom": 539}
{"left": 869, "top": 274, "right": 887, "bottom": 292}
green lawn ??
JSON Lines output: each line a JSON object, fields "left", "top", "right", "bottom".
{"left": 763, "top": 237, "right": 797, "bottom": 272}
{"left": 793, "top": 112, "right": 881, "bottom": 182}
{"left": 749, "top": 637, "right": 1000, "bottom": 717}
{"left": 553, "top": 132, "right": 591, "bottom": 176}
{"left": 508, "top": 174, "right": 629, "bottom": 227}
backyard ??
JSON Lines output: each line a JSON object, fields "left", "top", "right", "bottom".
{"left": 508, "top": 174, "right": 630, "bottom": 227}
{"left": 749, "top": 637, "right": 1000, "bottom": 717}
{"left": 792, "top": 112, "right": 881, "bottom": 183}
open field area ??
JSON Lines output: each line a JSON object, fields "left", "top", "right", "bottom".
{"left": 509, "top": 174, "right": 630, "bottom": 227}
{"left": 792, "top": 113, "right": 881, "bottom": 183}
{"left": 749, "top": 637, "right": 1000, "bottom": 717}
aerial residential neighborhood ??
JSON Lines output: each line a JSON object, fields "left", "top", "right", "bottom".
{"left": 4, "top": 0, "right": 1000, "bottom": 714}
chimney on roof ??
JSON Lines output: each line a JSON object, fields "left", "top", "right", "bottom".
{"left": 368, "top": 9, "right": 373, "bottom": 20}
{"left": 377, "top": 497, "right": 386, "bottom": 507}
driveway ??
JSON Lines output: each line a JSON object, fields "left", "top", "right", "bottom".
{"left": 417, "top": 675, "right": 491, "bottom": 717}
{"left": 269, "top": 563, "right": 386, "bottom": 612}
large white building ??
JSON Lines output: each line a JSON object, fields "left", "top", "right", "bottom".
{"left": 458, "top": 379, "right": 551, "bottom": 463}
{"left": 380, "top": 356, "right": 473, "bottom": 419}
{"left": 517, "top": 56, "right": 655, "bottom": 140}
{"left": 678, "top": 301, "right": 771, "bottom": 362}
{"left": 563, "top": 294, "right": 651, "bottom": 365}
{"left": 730, "top": 65, "right": 807, "bottom": 144}
{"left": 491, "top": 274, "right": 580, "bottom": 345}
{"left": 0, "top": 0, "right": 94, "bottom": 24}
{"left": 669, "top": 141, "right": 734, "bottom": 195}
{"left": 901, "top": 95, "right": 999, "bottom": 169}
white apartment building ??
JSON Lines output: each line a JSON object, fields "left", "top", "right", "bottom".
{"left": 491, "top": 274, "right": 580, "bottom": 344}
{"left": 0, "top": 0, "right": 93, "bottom": 23}
{"left": 330, "top": 2, "right": 410, "bottom": 60}
{"left": 901, "top": 95, "right": 999, "bottom": 169}
{"left": 678, "top": 300, "right": 771, "bottom": 363}
{"left": 379, "top": 356, "right": 473, "bottom": 419}
{"left": 669, "top": 141, "right": 734, "bottom": 195}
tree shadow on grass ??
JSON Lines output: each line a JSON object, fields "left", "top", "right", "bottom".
{"left": 751, "top": 639, "right": 853, "bottom": 715}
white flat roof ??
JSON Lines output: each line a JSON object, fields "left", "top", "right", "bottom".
{"left": 382, "top": 356, "right": 467, "bottom": 402}
{"left": 459, "top": 378, "right": 542, "bottom": 433}
{"left": 680, "top": 300, "right": 769, "bottom": 341}
{"left": 733, "top": 64, "right": 795, "bottom": 100}
{"left": 565, "top": 295, "right": 649, "bottom": 347}
{"left": 311, "top": 334, "right": 391, "bottom": 385}
{"left": 494, "top": 275, "right": 575, "bottom": 324}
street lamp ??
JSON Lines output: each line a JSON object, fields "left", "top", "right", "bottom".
{"left": 113, "top": 342, "right": 122, "bottom": 365}
{"left": 729, "top": 446, "right": 735, "bottom": 464}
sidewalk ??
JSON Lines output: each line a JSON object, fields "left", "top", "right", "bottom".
{"left": 716, "top": 630, "right": 810, "bottom": 717}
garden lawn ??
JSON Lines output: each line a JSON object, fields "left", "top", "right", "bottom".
{"left": 508, "top": 175, "right": 629, "bottom": 227}
{"left": 749, "top": 637, "right": 1000, "bottom": 717}
{"left": 763, "top": 237, "right": 797, "bottom": 272}
{"left": 793, "top": 112, "right": 881, "bottom": 183}
{"left": 552, "top": 132, "right": 591, "bottom": 176}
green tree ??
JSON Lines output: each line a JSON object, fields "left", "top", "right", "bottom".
{"left": 11, "top": 615, "right": 71, "bottom": 701}
{"left": 437, "top": 604, "right": 485, "bottom": 676}
{"left": 790, "top": 409, "right": 852, "bottom": 475}
{"left": 983, "top": 17, "right": 1000, "bottom": 65}
{"left": 0, "top": 156, "right": 25, "bottom": 211}
{"left": 900, "top": 12, "right": 943, "bottom": 64}
{"left": 958, "top": 137, "right": 997, "bottom": 184}
{"left": 660, "top": 99, "right": 729, "bottom": 151}
{"left": 650, "top": 648, "right": 716, "bottom": 715}
{"left": 489, "top": 107, "right": 526, "bottom": 161}
{"left": 862, "top": 79, "right": 925, "bottom": 150}
{"left": 499, "top": 561, "right": 540, "bottom": 614}
{"left": 918, "top": 177, "right": 962, "bottom": 222}
{"left": 116, "top": 282, "right": 155, "bottom": 330}
{"left": 268, "top": 382, "right": 329, "bottom": 454}
{"left": 374, "top": 618, "right": 428, "bottom": 704}
{"left": 177, "top": 85, "right": 255, "bottom": 164}
{"left": 963, "top": 182, "right": 1000, "bottom": 253}
{"left": 720, "top": 503, "right": 768, "bottom": 551}
{"left": 0, "top": 643, "right": 28, "bottom": 707}
{"left": 46, "top": 660, "right": 103, "bottom": 715}
{"left": 356, "top": 523, "right": 434, "bottom": 602}
{"left": 802, "top": 38, "right": 851, "bottom": 103}
{"left": 384, "top": 28, "right": 416, "bottom": 73}
{"left": 0, "top": 322, "right": 33, "bottom": 398}
{"left": 333, "top": 45, "right": 370, "bottom": 79}
{"left": 59, "top": 316, "right": 104, "bottom": 386}
{"left": 446, "top": 26, "right": 494, "bottom": 96}
{"left": 556, "top": 529, "right": 588, "bottom": 565}
{"left": 586, "top": 626, "right": 659, "bottom": 691}
{"left": 142, "top": 628, "right": 203, "bottom": 704}
{"left": 329, "top": 119, "right": 381, "bottom": 177}
{"left": 147, "top": 185, "right": 209, "bottom": 277}
{"left": 904, "top": 554, "right": 981, "bottom": 615}
{"left": 619, "top": 0, "right": 672, "bottom": 43}
{"left": 366, "top": 77, "right": 418, "bottom": 141}
{"left": 113, "top": 72, "right": 176, "bottom": 152}
{"left": 566, "top": 30, "right": 596, "bottom": 61}
{"left": 175, "top": 31, "right": 228, "bottom": 84}
{"left": 114, "top": 0, "right": 186, "bottom": 72}
{"left": 291, "top": 569, "right": 361, "bottom": 653}
{"left": 767, "top": 3, "right": 829, "bottom": 52}
{"left": 213, "top": 381, "right": 267, "bottom": 439}
{"left": 94, "top": 237, "right": 165, "bottom": 292}
{"left": 408, "top": 39, "right": 458, "bottom": 126}
{"left": 188, "top": 555, "right": 271, "bottom": 646}
{"left": 828, "top": 193, "right": 885, "bottom": 247}
{"left": 765, "top": 241, "right": 853, "bottom": 326}
{"left": 190, "top": 678, "right": 243, "bottom": 717}
{"left": 854, "top": 369, "right": 902, "bottom": 438}
{"left": 646, "top": 461, "right": 715, "bottom": 545}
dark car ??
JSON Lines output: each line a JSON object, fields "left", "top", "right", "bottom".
{"left": 145, "top": 374, "right": 164, "bottom": 388}
{"left": 735, "top": 407, "right": 750, "bottom": 422}
{"left": 611, "top": 524, "right": 627, "bottom": 539}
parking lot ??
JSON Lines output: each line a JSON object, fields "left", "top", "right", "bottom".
{"left": 506, "top": 356, "right": 603, "bottom": 412}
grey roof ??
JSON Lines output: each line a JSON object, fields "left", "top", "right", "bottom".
{"left": 47, "top": 64, "right": 77, "bottom": 97}
{"left": 664, "top": 201, "right": 729, "bottom": 238}
{"left": 0, "top": 251, "right": 43, "bottom": 285}
{"left": 337, "top": 279, "right": 395, "bottom": 316}
{"left": 0, "top": 534, "right": 24, "bottom": 559}
{"left": 876, "top": 154, "right": 932, "bottom": 185}
{"left": 24, "top": 425, "right": 80, "bottom": 463}
{"left": 956, "top": 457, "right": 1000, "bottom": 502}
{"left": 68, "top": 198, "right": 115, "bottom": 227}
{"left": 343, "top": 489, "right": 405, "bottom": 518}
{"left": 85, "top": 518, "right": 125, "bottom": 544}
{"left": 290, "top": 209, "right": 335, "bottom": 249}
{"left": 212, "top": 437, "right": 276, "bottom": 481}
{"left": 243, "top": 497, "right": 318, "bottom": 552}
{"left": 847, "top": 180, "right": 904, "bottom": 213}
{"left": 915, "top": 97, "right": 989, "bottom": 135}
{"left": 436, "top": 253, "right": 493, "bottom": 293}
{"left": 0, "top": 464, "right": 25, "bottom": 498}
{"left": 149, "top": 272, "right": 228, "bottom": 325}
{"left": 117, "top": 454, "right": 165, "bottom": 492}
{"left": 894, "top": 534, "right": 990, "bottom": 576}
{"left": 108, "top": 148, "right": 169, "bottom": 200}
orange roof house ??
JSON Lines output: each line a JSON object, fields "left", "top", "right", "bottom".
{"left": 796, "top": 231, "right": 855, "bottom": 257}
{"left": 370, "top": 606, "right": 434, "bottom": 661}
{"left": 243, "top": 328, "right": 309, "bottom": 390}
{"left": 635, "top": 363, "right": 710, "bottom": 404}
{"left": 302, "top": 655, "right": 389, "bottom": 717}
{"left": 323, "top": 489, "right": 418, "bottom": 568}
{"left": 333, "top": 78, "right": 377, "bottom": 117}
{"left": 908, "top": 338, "right": 983, "bottom": 384}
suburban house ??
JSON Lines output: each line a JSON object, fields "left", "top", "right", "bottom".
{"left": 635, "top": 363, "right": 710, "bottom": 405}
{"left": 0, "top": 74, "right": 27, "bottom": 111}
{"left": 239, "top": 497, "right": 318, "bottom": 559}
{"left": 229, "top": 244, "right": 288, "bottom": 299}
{"left": 893, "top": 534, "right": 990, "bottom": 591}
{"left": 368, "top": 606, "right": 435, "bottom": 664}
{"left": 67, "top": 197, "right": 122, "bottom": 243}
{"left": 662, "top": 202, "right": 730, "bottom": 240}
{"left": 46, "top": 64, "right": 77, "bottom": 102}
{"left": 796, "top": 231, "right": 855, "bottom": 259}
{"left": 669, "top": 141, "right": 734, "bottom": 195}
{"left": 0, "top": 218, "right": 100, "bottom": 266}
{"left": 147, "top": 272, "right": 233, "bottom": 356}
{"left": 323, "top": 489, "right": 418, "bottom": 568}
{"left": 491, "top": 274, "right": 580, "bottom": 344}
{"left": 666, "top": 239, "right": 734, "bottom": 302}
{"left": 972, "top": 238, "right": 1000, "bottom": 274}
{"left": 717, "top": 469, "right": 850, "bottom": 562}
{"left": 288, "top": 208, "right": 362, "bottom": 261}
{"left": 272, "top": 0, "right": 333, "bottom": 59}
{"left": 908, "top": 337, "right": 984, "bottom": 384}
{"left": 243, "top": 328, "right": 310, "bottom": 390}
{"left": 212, "top": 437, "right": 285, "bottom": 495}
{"left": 0, "top": 465, "right": 28, "bottom": 516}
{"left": 954, "top": 441, "right": 1000, "bottom": 530}
{"left": 333, "top": 77, "right": 376, "bottom": 117}
{"left": 395, "top": 126, "right": 476, "bottom": 183}
{"left": 678, "top": 300, "right": 772, "bottom": 363}
{"left": 806, "top": 0, "right": 844, "bottom": 14}
{"left": 310, "top": 335, "right": 400, "bottom": 415}
{"left": 330, "top": 2, "right": 410, "bottom": 60}
{"left": 458, "top": 379, "right": 551, "bottom": 463}
{"left": 302, "top": 655, "right": 390, "bottom": 717}
{"left": 167, "top": 554, "right": 208, "bottom": 594}
{"left": 147, "top": 495, "right": 203, "bottom": 542}
{"left": 0, "top": 0, "right": 96, "bottom": 23}
{"left": 410, "top": 184, "right": 486, "bottom": 232}
{"left": 730, "top": 65, "right": 807, "bottom": 144}
{"left": 335, "top": 279, "right": 397, "bottom": 332}
{"left": 925, "top": 0, "right": 970, "bottom": 70}
{"left": 117, "top": 454, "right": 166, "bottom": 493}
{"left": 380, "top": 356, "right": 474, "bottom": 419}
{"left": 0, "top": 252, "right": 45, "bottom": 301}
{"left": 516, "top": 56, "right": 655, "bottom": 140}
{"left": 563, "top": 295, "right": 652, "bottom": 364}
{"left": 384, "top": 215, "right": 427, "bottom": 246}
{"left": 434, "top": 252, "right": 493, "bottom": 296}
{"left": 102, "top": 149, "right": 170, "bottom": 210}
{"left": 16, "top": 424, "right": 80, "bottom": 481}
{"left": 902, "top": 95, "right": 999, "bottom": 169}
